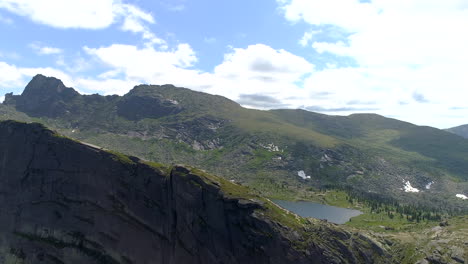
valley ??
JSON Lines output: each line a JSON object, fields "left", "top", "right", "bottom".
{"left": 1, "top": 75, "right": 467, "bottom": 263}
{"left": 2, "top": 75, "right": 467, "bottom": 213}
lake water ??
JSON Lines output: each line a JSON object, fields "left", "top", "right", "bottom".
{"left": 272, "top": 200, "right": 363, "bottom": 224}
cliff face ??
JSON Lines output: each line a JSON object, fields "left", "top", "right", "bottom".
{"left": 0, "top": 120, "right": 388, "bottom": 264}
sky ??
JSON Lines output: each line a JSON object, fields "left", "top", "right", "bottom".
{"left": 0, "top": 0, "right": 467, "bottom": 128}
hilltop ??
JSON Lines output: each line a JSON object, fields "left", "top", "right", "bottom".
{"left": 446, "top": 124, "right": 468, "bottom": 139}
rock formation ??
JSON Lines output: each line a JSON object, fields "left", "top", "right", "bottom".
{"left": 4, "top": 74, "right": 80, "bottom": 117}
{"left": 0, "top": 120, "right": 389, "bottom": 264}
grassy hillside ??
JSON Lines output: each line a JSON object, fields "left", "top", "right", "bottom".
{"left": 2, "top": 75, "right": 468, "bottom": 213}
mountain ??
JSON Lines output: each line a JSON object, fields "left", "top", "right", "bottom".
{"left": 2, "top": 75, "right": 468, "bottom": 213}
{"left": 0, "top": 120, "right": 389, "bottom": 264}
{"left": 446, "top": 124, "right": 468, "bottom": 139}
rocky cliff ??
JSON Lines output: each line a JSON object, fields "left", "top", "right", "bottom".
{"left": 0, "top": 120, "right": 389, "bottom": 264}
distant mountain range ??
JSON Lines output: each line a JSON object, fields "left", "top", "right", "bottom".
{"left": 2, "top": 74, "right": 468, "bottom": 213}
{"left": 446, "top": 124, "right": 468, "bottom": 139}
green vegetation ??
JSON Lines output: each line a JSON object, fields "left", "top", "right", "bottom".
{"left": 2, "top": 107, "right": 466, "bottom": 263}
{"left": 306, "top": 190, "right": 357, "bottom": 208}
{"left": 2, "top": 77, "right": 468, "bottom": 214}
{"left": 106, "top": 150, "right": 136, "bottom": 165}
{"left": 347, "top": 210, "right": 440, "bottom": 232}
{"left": 261, "top": 199, "right": 308, "bottom": 230}
{"left": 142, "top": 160, "right": 171, "bottom": 175}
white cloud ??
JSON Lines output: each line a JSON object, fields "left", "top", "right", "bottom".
{"left": 215, "top": 44, "right": 313, "bottom": 83}
{"left": 300, "top": 65, "right": 468, "bottom": 128}
{"left": 0, "top": 0, "right": 116, "bottom": 29}
{"left": 277, "top": 0, "right": 468, "bottom": 128}
{"left": 299, "top": 30, "right": 320, "bottom": 47}
{"left": 0, "top": 60, "right": 128, "bottom": 96}
{"left": 29, "top": 42, "right": 62, "bottom": 55}
{"left": 115, "top": 3, "right": 166, "bottom": 47}
{"left": 118, "top": 4, "right": 153, "bottom": 33}
{"left": 280, "top": 0, "right": 378, "bottom": 32}
{"left": 74, "top": 78, "right": 137, "bottom": 96}
{"left": 0, "top": 95, "right": 4, "bottom": 103}
{"left": 0, "top": 61, "right": 26, "bottom": 89}
{"left": 38, "top": 46, "right": 62, "bottom": 55}
{"left": 0, "top": 60, "right": 75, "bottom": 93}
{"left": 0, "top": 0, "right": 164, "bottom": 46}
{"left": 83, "top": 42, "right": 216, "bottom": 95}
{"left": 1, "top": 40, "right": 203, "bottom": 97}
{"left": 1, "top": 36, "right": 466, "bottom": 128}
{"left": 97, "top": 69, "right": 122, "bottom": 79}
{"left": 77, "top": 43, "right": 313, "bottom": 108}
{"left": 84, "top": 43, "right": 197, "bottom": 83}
{"left": 198, "top": 44, "right": 314, "bottom": 105}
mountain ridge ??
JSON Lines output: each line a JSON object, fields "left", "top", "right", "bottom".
{"left": 446, "top": 124, "right": 468, "bottom": 139}
{"left": 2, "top": 74, "right": 468, "bottom": 212}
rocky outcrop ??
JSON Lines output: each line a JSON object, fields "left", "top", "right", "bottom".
{"left": 4, "top": 74, "right": 80, "bottom": 117}
{"left": 117, "top": 85, "right": 184, "bottom": 120}
{"left": 3, "top": 75, "right": 468, "bottom": 214}
{"left": 0, "top": 120, "right": 390, "bottom": 264}
{"left": 3, "top": 75, "right": 185, "bottom": 121}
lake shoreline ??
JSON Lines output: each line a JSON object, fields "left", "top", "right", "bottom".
{"left": 272, "top": 199, "right": 363, "bottom": 224}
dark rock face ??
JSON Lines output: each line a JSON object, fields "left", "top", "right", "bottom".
{"left": 0, "top": 121, "right": 389, "bottom": 264}
{"left": 117, "top": 86, "right": 183, "bottom": 120}
{"left": 5, "top": 74, "right": 80, "bottom": 117}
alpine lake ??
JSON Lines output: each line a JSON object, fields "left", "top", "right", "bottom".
{"left": 272, "top": 200, "right": 363, "bottom": 224}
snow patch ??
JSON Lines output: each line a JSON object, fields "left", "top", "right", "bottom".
{"left": 456, "top": 194, "right": 468, "bottom": 200}
{"left": 425, "top": 181, "right": 434, "bottom": 190}
{"left": 403, "top": 181, "right": 420, "bottom": 193}
{"left": 297, "top": 170, "right": 311, "bottom": 180}
{"left": 261, "top": 143, "right": 281, "bottom": 152}
{"left": 167, "top": 99, "right": 179, "bottom": 105}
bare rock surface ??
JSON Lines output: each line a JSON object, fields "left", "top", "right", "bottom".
{"left": 0, "top": 120, "right": 389, "bottom": 264}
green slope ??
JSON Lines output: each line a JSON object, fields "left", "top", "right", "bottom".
{"left": 2, "top": 74, "right": 468, "bottom": 212}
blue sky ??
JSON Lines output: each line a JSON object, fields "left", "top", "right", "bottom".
{"left": 0, "top": 0, "right": 467, "bottom": 128}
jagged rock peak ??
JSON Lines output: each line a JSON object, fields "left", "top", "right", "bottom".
{"left": 22, "top": 74, "right": 79, "bottom": 97}
{"left": 3, "top": 75, "right": 81, "bottom": 117}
